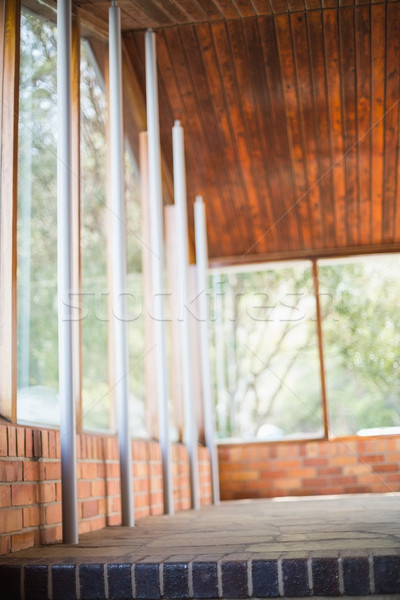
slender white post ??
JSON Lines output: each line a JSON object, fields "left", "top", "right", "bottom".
{"left": 165, "top": 205, "right": 184, "bottom": 440}
{"left": 145, "top": 29, "right": 174, "bottom": 514}
{"left": 213, "top": 274, "right": 228, "bottom": 437}
{"left": 194, "top": 196, "right": 220, "bottom": 504}
{"left": 57, "top": 0, "right": 78, "bottom": 544}
{"left": 109, "top": 1, "right": 134, "bottom": 526}
{"left": 140, "top": 132, "right": 159, "bottom": 439}
{"left": 173, "top": 121, "right": 200, "bottom": 509}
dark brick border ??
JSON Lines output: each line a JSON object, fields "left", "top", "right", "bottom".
{"left": 52, "top": 564, "right": 77, "bottom": 600}
{"left": 0, "top": 552, "right": 398, "bottom": 598}
{"left": 252, "top": 559, "right": 279, "bottom": 597}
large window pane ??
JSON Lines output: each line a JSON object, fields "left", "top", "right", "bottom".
{"left": 212, "top": 262, "right": 323, "bottom": 441}
{"left": 80, "top": 40, "right": 109, "bottom": 430}
{"left": 319, "top": 255, "right": 400, "bottom": 436}
{"left": 17, "top": 9, "right": 59, "bottom": 425}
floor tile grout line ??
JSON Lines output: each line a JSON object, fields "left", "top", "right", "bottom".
{"left": 307, "top": 552, "right": 313, "bottom": 595}
{"left": 247, "top": 557, "right": 253, "bottom": 597}
{"left": 76, "top": 563, "right": 80, "bottom": 600}
{"left": 277, "top": 555, "right": 284, "bottom": 597}
{"left": 21, "top": 564, "right": 25, "bottom": 600}
{"left": 131, "top": 562, "right": 136, "bottom": 599}
{"left": 159, "top": 560, "right": 164, "bottom": 597}
{"left": 338, "top": 552, "right": 344, "bottom": 595}
{"left": 104, "top": 563, "right": 109, "bottom": 599}
{"left": 217, "top": 558, "right": 222, "bottom": 598}
{"left": 369, "top": 551, "right": 375, "bottom": 594}
{"left": 188, "top": 559, "right": 193, "bottom": 598}
{"left": 48, "top": 563, "right": 53, "bottom": 600}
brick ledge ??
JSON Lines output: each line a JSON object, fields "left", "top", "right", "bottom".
{"left": 1, "top": 552, "right": 399, "bottom": 598}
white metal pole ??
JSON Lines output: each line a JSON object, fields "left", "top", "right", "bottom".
{"left": 57, "top": 0, "right": 78, "bottom": 544}
{"left": 173, "top": 121, "right": 200, "bottom": 509}
{"left": 213, "top": 274, "right": 228, "bottom": 437}
{"left": 139, "top": 132, "right": 159, "bottom": 439}
{"left": 165, "top": 205, "right": 184, "bottom": 439}
{"left": 109, "top": 1, "right": 134, "bottom": 527}
{"left": 145, "top": 29, "right": 174, "bottom": 514}
{"left": 194, "top": 196, "right": 220, "bottom": 504}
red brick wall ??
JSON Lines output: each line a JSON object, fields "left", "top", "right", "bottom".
{"left": 199, "top": 446, "right": 212, "bottom": 505}
{"left": 218, "top": 436, "right": 400, "bottom": 500}
{"left": 0, "top": 422, "right": 212, "bottom": 555}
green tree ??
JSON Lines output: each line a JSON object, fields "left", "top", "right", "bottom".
{"left": 319, "top": 257, "right": 400, "bottom": 435}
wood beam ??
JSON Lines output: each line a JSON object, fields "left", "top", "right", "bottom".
{"left": 209, "top": 244, "right": 400, "bottom": 270}
{"left": 0, "top": 0, "right": 21, "bottom": 422}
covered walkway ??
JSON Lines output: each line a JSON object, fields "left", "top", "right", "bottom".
{"left": 1, "top": 493, "right": 399, "bottom": 598}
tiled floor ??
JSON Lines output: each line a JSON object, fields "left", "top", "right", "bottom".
{"left": 1, "top": 493, "right": 400, "bottom": 598}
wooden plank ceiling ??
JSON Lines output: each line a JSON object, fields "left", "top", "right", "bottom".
{"left": 76, "top": 0, "right": 400, "bottom": 264}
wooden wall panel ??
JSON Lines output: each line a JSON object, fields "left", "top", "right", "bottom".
{"left": 123, "top": 3, "right": 400, "bottom": 263}
{"left": 383, "top": 2, "right": 400, "bottom": 243}
{"left": 213, "top": 20, "right": 268, "bottom": 253}
{"left": 323, "top": 9, "right": 347, "bottom": 248}
{"left": 339, "top": 8, "right": 359, "bottom": 247}
{"left": 355, "top": 5, "right": 372, "bottom": 246}
{"left": 370, "top": 5, "right": 386, "bottom": 245}
{"left": 177, "top": 25, "right": 230, "bottom": 256}
{"left": 194, "top": 23, "right": 251, "bottom": 254}
{"left": 292, "top": 12, "right": 316, "bottom": 249}
{"left": 232, "top": 18, "right": 278, "bottom": 253}
{"left": 275, "top": 14, "right": 313, "bottom": 249}
{"left": 243, "top": 17, "right": 281, "bottom": 252}
{"left": 259, "top": 15, "right": 301, "bottom": 251}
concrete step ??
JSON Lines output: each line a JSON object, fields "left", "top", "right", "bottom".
{"left": 1, "top": 495, "right": 399, "bottom": 598}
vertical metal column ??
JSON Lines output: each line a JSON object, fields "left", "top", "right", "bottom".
{"left": 145, "top": 29, "right": 174, "bottom": 515}
{"left": 109, "top": 1, "right": 134, "bottom": 526}
{"left": 194, "top": 196, "right": 220, "bottom": 504}
{"left": 173, "top": 121, "right": 200, "bottom": 509}
{"left": 165, "top": 205, "right": 184, "bottom": 440}
{"left": 213, "top": 274, "right": 228, "bottom": 437}
{"left": 139, "top": 132, "right": 159, "bottom": 440}
{"left": 57, "top": 0, "right": 78, "bottom": 544}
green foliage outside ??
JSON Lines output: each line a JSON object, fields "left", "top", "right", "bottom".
{"left": 17, "top": 10, "right": 59, "bottom": 424}
{"left": 211, "top": 257, "right": 400, "bottom": 441}
{"left": 319, "top": 256, "right": 400, "bottom": 436}
{"left": 16, "top": 9, "right": 400, "bottom": 442}
{"left": 210, "top": 263, "right": 323, "bottom": 440}
{"left": 17, "top": 9, "right": 146, "bottom": 436}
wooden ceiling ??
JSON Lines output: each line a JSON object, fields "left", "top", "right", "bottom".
{"left": 75, "top": 1, "right": 400, "bottom": 264}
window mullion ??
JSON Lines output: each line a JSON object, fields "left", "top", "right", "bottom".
{"left": 312, "top": 259, "right": 330, "bottom": 439}
{"left": 0, "top": 0, "right": 21, "bottom": 423}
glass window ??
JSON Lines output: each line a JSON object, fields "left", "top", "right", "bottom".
{"left": 80, "top": 39, "right": 110, "bottom": 430}
{"left": 125, "top": 147, "right": 147, "bottom": 438}
{"left": 17, "top": 8, "right": 59, "bottom": 426}
{"left": 319, "top": 254, "right": 400, "bottom": 437}
{"left": 211, "top": 262, "right": 323, "bottom": 441}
